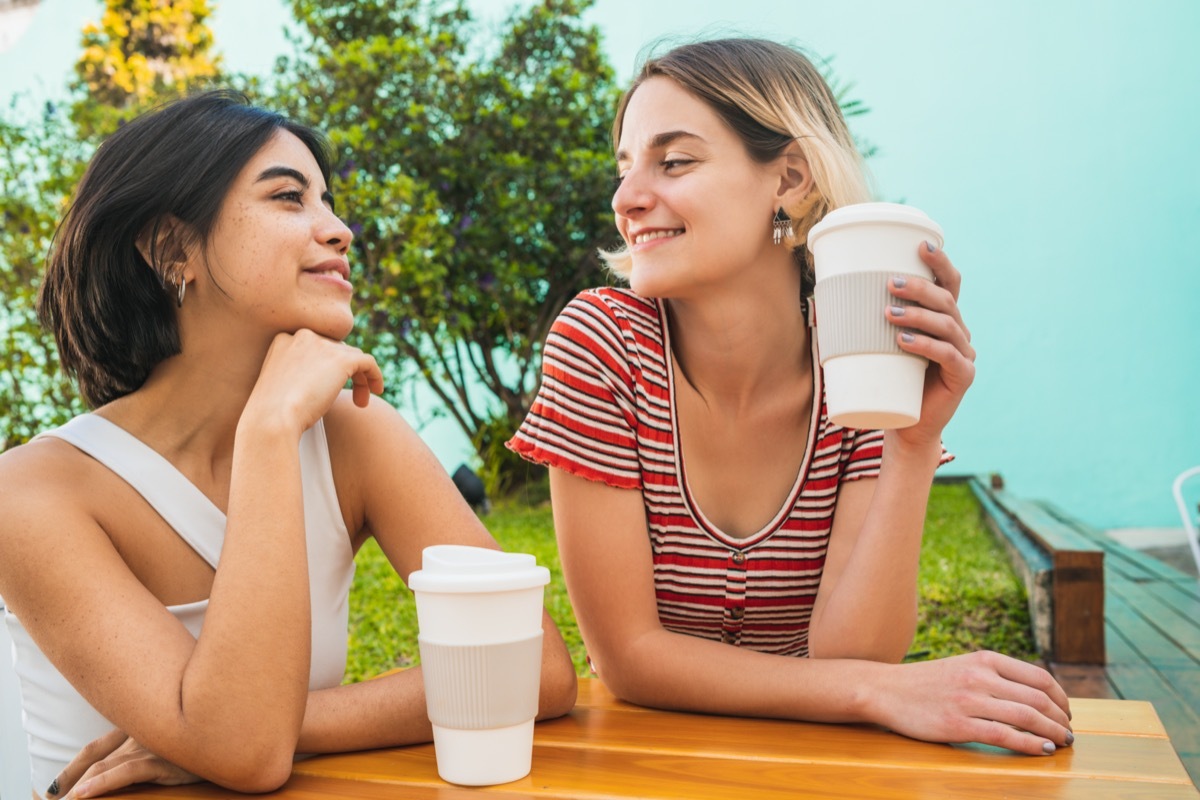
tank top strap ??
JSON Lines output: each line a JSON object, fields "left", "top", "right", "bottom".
{"left": 36, "top": 414, "right": 225, "bottom": 569}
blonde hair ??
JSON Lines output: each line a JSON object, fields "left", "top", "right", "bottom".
{"left": 601, "top": 38, "right": 872, "bottom": 289}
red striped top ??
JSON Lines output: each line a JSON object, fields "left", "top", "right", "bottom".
{"left": 509, "top": 287, "right": 944, "bottom": 657}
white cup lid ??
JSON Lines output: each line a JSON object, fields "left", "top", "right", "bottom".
{"left": 807, "top": 202, "right": 943, "bottom": 250}
{"left": 408, "top": 545, "right": 550, "bottom": 593}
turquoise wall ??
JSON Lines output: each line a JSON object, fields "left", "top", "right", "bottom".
{"left": 3, "top": 0, "right": 1197, "bottom": 527}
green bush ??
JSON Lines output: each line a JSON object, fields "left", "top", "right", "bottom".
{"left": 344, "top": 482, "right": 1035, "bottom": 682}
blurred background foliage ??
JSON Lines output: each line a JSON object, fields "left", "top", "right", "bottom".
{"left": 0, "top": 0, "right": 871, "bottom": 494}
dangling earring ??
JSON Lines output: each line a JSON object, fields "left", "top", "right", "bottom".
{"left": 176, "top": 278, "right": 187, "bottom": 307}
{"left": 772, "top": 208, "right": 794, "bottom": 245}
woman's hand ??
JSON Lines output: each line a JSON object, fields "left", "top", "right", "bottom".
{"left": 884, "top": 242, "right": 976, "bottom": 449}
{"left": 871, "top": 651, "right": 1074, "bottom": 755}
{"left": 49, "top": 729, "right": 198, "bottom": 800}
{"left": 242, "top": 329, "right": 384, "bottom": 436}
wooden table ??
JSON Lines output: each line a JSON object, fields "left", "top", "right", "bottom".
{"left": 113, "top": 678, "right": 1198, "bottom": 799}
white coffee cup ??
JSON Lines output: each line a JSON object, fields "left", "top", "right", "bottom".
{"left": 408, "top": 545, "right": 550, "bottom": 785}
{"left": 807, "top": 202, "right": 944, "bottom": 429}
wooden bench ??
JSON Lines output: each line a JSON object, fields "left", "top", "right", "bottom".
{"left": 967, "top": 475, "right": 1106, "bottom": 664}
{"left": 968, "top": 476, "right": 1200, "bottom": 784}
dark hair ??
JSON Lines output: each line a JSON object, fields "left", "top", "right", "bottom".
{"left": 38, "top": 90, "right": 334, "bottom": 407}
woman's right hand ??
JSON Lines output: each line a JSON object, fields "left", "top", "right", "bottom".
{"left": 242, "top": 329, "right": 384, "bottom": 435}
{"left": 870, "top": 650, "right": 1073, "bottom": 755}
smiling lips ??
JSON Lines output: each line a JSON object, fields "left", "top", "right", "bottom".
{"left": 631, "top": 229, "right": 684, "bottom": 246}
{"left": 305, "top": 259, "right": 350, "bottom": 281}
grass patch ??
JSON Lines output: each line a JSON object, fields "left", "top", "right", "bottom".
{"left": 911, "top": 482, "right": 1037, "bottom": 662}
{"left": 345, "top": 482, "right": 1034, "bottom": 682}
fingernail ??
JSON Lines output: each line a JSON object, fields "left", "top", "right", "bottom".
{"left": 1065, "top": 731, "right": 1075, "bottom": 746}
{"left": 892, "top": 276, "right": 907, "bottom": 288}
{"left": 73, "top": 781, "right": 93, "bottom": 800}
{"left": 1042, "top": 741, "right": 1056, "bottom": 755}
{"left": 889, "top": 305, "right": 905, "bottom": 317}
{"left": 900, "top": 332, "right": 915, "bottom": 343}
{"left": 925, "top": 240, "right": 937, "bottom": 253}
{"left": 46, "top": 779, "right": 60, "bottom": 798}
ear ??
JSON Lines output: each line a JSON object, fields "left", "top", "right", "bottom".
{"left": 135, "top": 215, "right": 194, "bottom": 280}
{"left": 775, "top": 140, "right": 814, "bottom": 207}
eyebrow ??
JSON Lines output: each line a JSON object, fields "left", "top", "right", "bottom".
{"left": 255, "top": 166, "right": 336, "bottom": 211}
{"left": 615, "top": 130, "right": 704, "bottom": 163}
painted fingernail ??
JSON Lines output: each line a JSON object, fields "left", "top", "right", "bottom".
{"left": 1042, "top": 741, "right": 1056, "bottom": 755}
{"left": 46, "top": 779, "right": 60, "bottom": 798}
{"left": 889, "top": 305, "right": 905, "bottom": 317}
{"left": 1065, "top": 731, "right": 1075, "bottom": 746}
{"left": 925, "top": 240, "right": 937, "bottom": 253}
{"left": 892, "top": 276, "right": 908, "bottom": 288}
{"left": 900, "top": 332, "right": 915, "bottom": 343}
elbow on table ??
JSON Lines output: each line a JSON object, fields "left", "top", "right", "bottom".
{"left": 208, "top": 747, "right": 296, "bottom": 794}
{"left": 183, "top": 728, "right": 298, "bottom": 793}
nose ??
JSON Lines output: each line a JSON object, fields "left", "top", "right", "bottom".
{"left": 611, "top": 164, "right": 654, "bottom": 220}
{"left": 318, "top": 205, "right": 354, "bottom": 255}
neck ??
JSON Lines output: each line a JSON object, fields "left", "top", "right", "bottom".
{"left": 665, "top": 261, "right": 811, "bottom": 413}
{"left": 96, "top": 321, "right": 275, "bottom": 465}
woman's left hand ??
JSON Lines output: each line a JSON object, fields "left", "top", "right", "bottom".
{"left": 884, "top": 242, "right": 976, "bottom": 448}
{"left": 50, "top": 729, "right": 198, "bottom": 799}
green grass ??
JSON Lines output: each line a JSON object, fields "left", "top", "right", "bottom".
{"left": 911, "top": 482, "right": 1037, "bottom": 662}
{"left": 344, "top": 482, "right": 1035, "bottom": 683}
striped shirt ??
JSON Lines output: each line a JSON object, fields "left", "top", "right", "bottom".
{"left": 509, "top": 287, "right": 941, "bottom": 657}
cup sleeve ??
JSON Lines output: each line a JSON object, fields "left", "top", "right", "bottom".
{"left": 507, "top": 295, "right": 642, "bottom": 490}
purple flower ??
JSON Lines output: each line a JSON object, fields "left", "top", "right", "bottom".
{"left": 458, "top": 214, "right": 474, "bottom": 232}
{"left": 349, "top": 222, "right": 363, "bottom": 236}
{"left": 478, "top": 272, "right": 496, "bottom": 291}
{"left": 338, "top": 160, "right": 356, "bottom": 180}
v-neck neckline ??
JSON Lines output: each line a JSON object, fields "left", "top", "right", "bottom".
{"left": 659, "top": 298, "right": 822, "bottom": 550}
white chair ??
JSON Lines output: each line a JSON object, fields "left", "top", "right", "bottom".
{"left": 1173, "top": 466, "right": 1200, "bottom": 577}
{"left": 1, "top": 595, "right": 33, "bottom": 800}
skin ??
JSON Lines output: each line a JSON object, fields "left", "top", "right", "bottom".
{"left": 0, "top": 129, "right": 576, "bottom": 799}
{"left": 549, "top": 76, "right": 1072, "bottom": 755}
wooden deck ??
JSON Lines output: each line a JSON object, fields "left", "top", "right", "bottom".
{"left": 970, "top": 477, "right": 1200, "bottom": 784}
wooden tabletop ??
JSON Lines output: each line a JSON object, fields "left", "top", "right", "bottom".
{"left": 112, "top": 678, "right": 1198, "bottom": 799}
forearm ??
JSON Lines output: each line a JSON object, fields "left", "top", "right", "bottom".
{"left": 602, "top": 627, "right": 888, "bottom": 724}
{"left": 299, "top": 612, "right": 575, "bottom": 752}
{"left": 808, "top": 437, "right": 942, "bottom": 661}
{"left": 178, "top": 422, "right": 311, "bottom": 782}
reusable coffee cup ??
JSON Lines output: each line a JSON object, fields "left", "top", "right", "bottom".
{"left": 807, "top": 202, "right": 944, "bottom": 429}
{"left": 408, "top": 544, "right": 550, "bottom": 786}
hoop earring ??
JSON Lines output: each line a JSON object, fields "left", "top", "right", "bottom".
{"left": 176, "top": 279, "right": 186, "bottom": 307}
{"left": 772, "top": 208, "right": 794, "bottom": 245}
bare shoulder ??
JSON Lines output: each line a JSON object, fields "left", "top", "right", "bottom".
{"left": 0, "top": 435, "right": 97, "bottom": 523}
{"left": 322, "top": 390, "right": 430, "bottom": 472}
{"left": 0, "top": 436, "right": 112, "bottom": 609}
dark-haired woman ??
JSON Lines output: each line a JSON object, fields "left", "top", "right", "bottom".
{"left": 509, "top": 38, "right": 1072, "bottom": 757}
{"left": 0, "top": 91, "right": 576, "bottom": 797}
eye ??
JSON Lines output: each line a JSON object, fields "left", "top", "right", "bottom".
{"left": 661, "top": 158, "right": 694, "bottom": 171}
{"left": 274, "top": 190, "right": 304, "bottom": 204}
{"left": 612, "top": 174, "right": 626, "bottom": 188}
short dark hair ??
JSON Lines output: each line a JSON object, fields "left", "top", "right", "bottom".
{"left": 38, "top": 90, "right": 334, "bottom": 407}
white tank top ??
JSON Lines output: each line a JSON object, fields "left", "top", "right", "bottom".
{"left": 3, "top": 414, "right": 355, "bottom": 789}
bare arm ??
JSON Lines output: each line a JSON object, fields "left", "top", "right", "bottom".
{"left": 295, "top": 392, "right": 576, "bottom": 754}
{"left": 0, "top": 331, "right": 384, "bottom": 792}
{"left": 550, "top": 466, "right": 1071, "bottom": 755}
{"left": 809, "top": 243, "right": 977, "bottom": 661}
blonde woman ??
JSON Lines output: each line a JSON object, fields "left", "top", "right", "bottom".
{"left": 509, "top": 38, "right": 1072, "bottom": 755}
